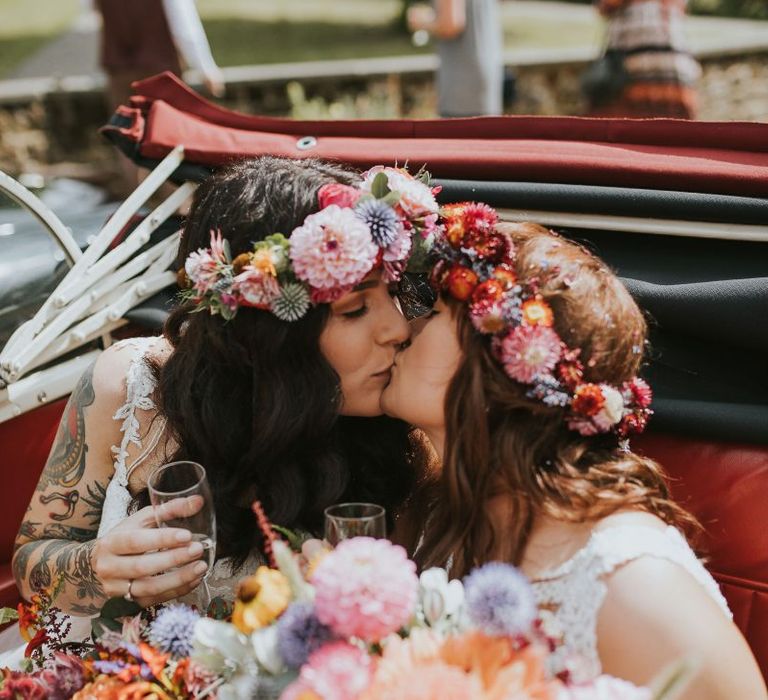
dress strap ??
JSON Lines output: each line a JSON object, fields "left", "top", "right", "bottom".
{"left": 110, "top": 337, "right": 161, "bottom": 487}
{"left": 588, "top": 525, "right": 733, "bottom": 618}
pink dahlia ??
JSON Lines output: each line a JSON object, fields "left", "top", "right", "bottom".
{"left": 361, "top": 166, "right": 438, "bottom": 220}
{"left": 297, "top": 641, "right": 374, "bottom": 700}
{"left": 290, "top": 206, "right": 379, "bottom": 302}
{"left": 233, "top": 268, "right": 280, "bottom": 308}
{"left": 312, "top": 537, "right": 418, "bottom": 642}
{"left": 497, "top": 325, "right": 562, "bottom": 384}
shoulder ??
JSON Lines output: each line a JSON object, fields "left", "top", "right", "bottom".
{"left": 597, "top": 556, "right": 750, "bottom": 688}
{"left": 89, "top": 336, "right": 169, "bottom": 422}
{"left": 593, "top": 510, "right": 668, "bottom": 534}
{"left": 92, "top": 336, "right": 169, "bottom": 395}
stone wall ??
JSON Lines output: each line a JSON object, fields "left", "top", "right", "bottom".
{"left": 1, "top": 50, "right": 767, "bottom": 183}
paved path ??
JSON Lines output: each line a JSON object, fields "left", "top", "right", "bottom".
{"left": 8, "top": 11, "right": 100, "bottom": 80}
{"left": 5, "top": 2, "right": 768, "bottom": 83}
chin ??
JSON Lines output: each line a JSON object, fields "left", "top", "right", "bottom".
{"left": 340, "top": 396, "right": 385, "bottom": 418}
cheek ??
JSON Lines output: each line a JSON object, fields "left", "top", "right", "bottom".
{"left": 385, "top": 322, "right": 460, "bottom": 427}
{"left": 319, "top": 318, "right": 370, "bottom": 379}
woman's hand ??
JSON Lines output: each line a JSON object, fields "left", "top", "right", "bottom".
{"left": 92, "top": 496, "right": 209, "bottom": 608}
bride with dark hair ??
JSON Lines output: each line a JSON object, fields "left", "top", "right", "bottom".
{"left": 10, "top": 156, "right": 433, "bottom": 627}
{"left": 384, "top": 216, "right": 766, "bottom": 699}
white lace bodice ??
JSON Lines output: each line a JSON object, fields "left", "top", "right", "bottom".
{"left": 99, "top": 336, "right": 262, "bottom": 604}
{"left": 531, "top": 524, "right": 732, "bottom": 680}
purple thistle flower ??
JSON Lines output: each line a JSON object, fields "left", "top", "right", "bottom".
{"left": 276, "top": 601, "right": 336, "bottom": 668}
{"left": 463, "top": 562, "right": 537, "bottom": 637}
{"left": 355, "top": 199, "right": 400, "bottom": 247}
{"left": 148, "top": 604, "right": 200, "bottom": 658}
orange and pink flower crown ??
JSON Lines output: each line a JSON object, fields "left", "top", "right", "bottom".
{"left": 426, "top": 203, "right": 652, "bottom": 439}
{"left": 179, "top": 166, "right": 441, "bottom": 321}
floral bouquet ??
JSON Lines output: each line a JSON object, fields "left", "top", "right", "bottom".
{"left": 1, "top": 506, "right": 688, "bottom": 700}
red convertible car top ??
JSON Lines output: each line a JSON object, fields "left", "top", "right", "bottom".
{"left": 2, "top": 72, "right": 766, "bottom": 677}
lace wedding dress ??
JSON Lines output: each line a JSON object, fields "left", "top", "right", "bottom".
{"left": 530, "top": 523, "right": 732, "bottom": 680}
{"left": 0, "top": 337, "right": 262, "bottom": 667}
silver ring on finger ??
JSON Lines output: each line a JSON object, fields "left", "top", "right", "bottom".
{"left": 124, "top": 578, "right": 135, "bottom": 602}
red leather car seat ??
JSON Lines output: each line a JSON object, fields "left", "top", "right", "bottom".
{"left": 0, "top": 399, "right": 67, "bottom": 609}
{"left": 634, "top": 432, "right": 768, "bottom": 680}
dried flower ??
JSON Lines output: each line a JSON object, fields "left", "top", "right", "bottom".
{"left": 571, "top": 384, "right": 606, "bottom": 417}
{"left": 356, "top": 199, "right": 401, "bottom": 248}
{"left": 277, "top": 602, "right": 337, "bottom": 669}
{"left": 497, "top": 325, "right": 562, "bottom": 384}
{"left": 626, "top": 377, "right": 653, "bottom": 409}
{"left": 522, "top": 298, "right": 554, "bottom": 327}
{"left": 232, "top": 567, "right": 292, "bottom": 634}
{"left": 444, "top": 265, "right": 479, "bottom": 301}
{"left": 271, "top": 282, "right": 312, "bottom": 322}
{"left": 462, "top": 562, "right": 537, "bottom": 637}
{"left": 148, "top": 604, "right": 200, "bottom": 658}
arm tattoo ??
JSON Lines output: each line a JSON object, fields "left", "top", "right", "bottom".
{"left": 39, "top": 491, "right": 80, "bottom": 520}
{"left": 82, "top": 481, "right": 107, "bottom": 528}
{"left": 15, "top": 539, "right": 105, "bottom": 616}
{"left": 37, "top": 363, "right": 95, "bottom": 491}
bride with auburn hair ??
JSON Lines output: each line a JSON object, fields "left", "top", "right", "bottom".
{"left": 383, "top": 214, "right": 766, "bottom": 699}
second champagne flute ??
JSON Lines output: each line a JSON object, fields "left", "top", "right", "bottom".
{"left": 324, "top": 502, "right": 386, "bottom": 546}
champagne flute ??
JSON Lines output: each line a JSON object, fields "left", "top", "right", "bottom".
{"left": 147, "top": 460, "right": 216, "bottom": 611}
{"left": 324, "top": 502, "right": 386, "bottom": 546}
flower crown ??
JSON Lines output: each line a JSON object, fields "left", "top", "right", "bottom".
{"left": 427, "top": 202, "right": 653, "bottom": 439}
{"left": 180, "top": 166, "right": 441, "bottom": 321}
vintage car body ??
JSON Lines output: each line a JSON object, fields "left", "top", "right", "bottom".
{"left": 1, "top": 72, "right": 766, "bottom": 676}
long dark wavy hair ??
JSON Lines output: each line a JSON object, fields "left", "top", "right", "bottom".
{"left": 140, "top": 156, "right": 422, "bottom": 569}
{"left": 408, "top": 223, "right": 699, "bottom": 577}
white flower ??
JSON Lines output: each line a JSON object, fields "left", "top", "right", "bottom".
{"left": 418, "top": 567, "right": 465, "bottom": 630}
{"left": 593, "top": 385, "right": 625, "bottom": 431}
{"left": 273, "top": 540, "right": 314, "bottom": 602}
{"left": 251, "top": 624, "right": 285, "bottom": 675}
{"left": 192, "top": 618, "right": 256, "bottom": 678}
{"left": 361, "top": 166, "right": 439, "bottom": 219}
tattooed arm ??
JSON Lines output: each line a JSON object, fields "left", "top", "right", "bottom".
{"left": 12, "top": 345, "right": 207, "bottom": 615}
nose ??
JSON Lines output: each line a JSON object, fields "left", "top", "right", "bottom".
{"left": 378, "top": 294, "right": 411, "bottom": 348}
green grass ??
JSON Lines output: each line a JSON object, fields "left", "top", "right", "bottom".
{"left": 0, "top": 0, "right": 79, "bottom": 77}
{"left": 0, "top": 0, "right": 762, "bottom": 79}
{"left": 202, "top": 19, "right": 430, "bottom": 66}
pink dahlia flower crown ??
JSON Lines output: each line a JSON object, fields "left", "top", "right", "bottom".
{"left": 426, "top": 202, "right": 652, "bottom": 439}
{"left": 179, "top": 166, "right": 441, "bottom": 322}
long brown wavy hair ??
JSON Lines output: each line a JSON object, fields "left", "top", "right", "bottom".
{"left": 411, "top": 223, "right": 699, "bottom": 577}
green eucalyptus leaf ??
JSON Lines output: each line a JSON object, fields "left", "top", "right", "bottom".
{"left": 371, "top": 172, "right": 391, "bottom": 199}
{"left": 382, "top": 190, "right": 401, "bottom": 206}
{"left": 100, "top": 596, "right": 142, "bottom": 620}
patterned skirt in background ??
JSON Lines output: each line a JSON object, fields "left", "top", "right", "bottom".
{"left": 591, "top": 0, "right": 701, "bottom": 118}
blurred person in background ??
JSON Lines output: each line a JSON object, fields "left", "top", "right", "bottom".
{"left": 586, "top": 0, "right": 700, "bottom": 118}
{"left": 95, "top": 0, "right": 224, "bottom": 109}
{"left": 407, "top": 0, "right": 503, "bottom": 117}
{"left": 93, "top": 0, "right": 225, "bottom": 194}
